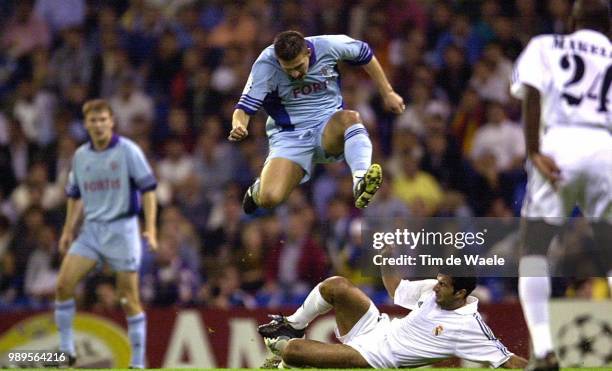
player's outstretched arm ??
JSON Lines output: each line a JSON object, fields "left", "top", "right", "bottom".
{"left": 228, "top": 109, "right": 251, "bottom": 142}
{"left": 501, "top": 354, "right": 528, "bottom": 368}
{"left": 142, "top": 190, "right": 158, "bottom": 252}
{"left": 361, "top": 56, "right": 405, "bottom": 114}
{"left": 59, "top": 198, "right": 83, "bottom": 255}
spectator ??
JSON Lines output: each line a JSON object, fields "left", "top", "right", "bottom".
{"left": 234, "top": 222, "right": 266, "bottom": 293}
{"left": 450, "top": 87, "right": 486, "bottom": 155}
{"left": 12, "top": 79, "right": 56, "bottom": 146}
{"left": 436, "top": 44, "right": 472, "bottom": 105}
{"left": 433, "top": 13, "right": 484, "bottom": 67}
{"left": 394, "top": 81, "right": 449, "bottom": 137}
{"left": 9, "top": 161, "right": 64, "bottom": 217}
{"left": 109, "top": 76, "right": 155, "bottom": 136}
{"left": 391, "top": 152, "right": 443, "bottom": 216}
{"left": 141, "top": 233, "right": 201, "bottom": 306}
{"left": 2, "top": 0, "right": 51, "bottom": 59}
{"left": 471, "top": 102, "right": 525, "bottom": 173}
{"left": 49, "top": 26, "right": 93, "bottom": 98}
{"left": 23, "top": 225, "right": 58, "bottom": 304}
{"left": 35, "top": 0, "right": 85, "bottom": 35}
{"left": 265, "top": 209, "right": 328, "bottom": 297}
{"left": 0, "top": 121, "right": 40, "bottom": 197}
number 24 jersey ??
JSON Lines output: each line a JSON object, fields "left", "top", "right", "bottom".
{"left": 511, "top": 29, "right": 611, "bottom": 130}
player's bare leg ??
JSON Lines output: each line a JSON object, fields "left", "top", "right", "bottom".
{"left": 117, "top": 271, "right": 147, "bottom": 368}
{"left": 243, "top": 157, "right": 304, "bottom": 213}
{"left": 55, "top": 254, "right": 97, "bottom": 365}
{"left": 322, "top": 110, "right": 381, "bottom": 208}
{"left": 518, "top": 220, "right": 560, "bottom": 371}
{"left": 281, "top": 339, "right": 370, "bottom": 368}
{"left": 259, "top": 276, "right": 372, "bottom": 366}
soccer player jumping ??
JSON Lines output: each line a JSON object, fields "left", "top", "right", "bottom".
{"left": 229, "top": 31, "right": 405, "bottom": 213}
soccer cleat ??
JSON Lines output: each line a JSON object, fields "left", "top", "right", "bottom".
{"left": 242, "top": 178, "right": 260, "bottom": 214}
{"left": 258, "top": 314, "right": 305, "bottom": 340}
{"left": 526, "top": 352, "right": 559, "bottom": 371}
{"left": 354, "top": 164, "right": 383, "bottom": 209}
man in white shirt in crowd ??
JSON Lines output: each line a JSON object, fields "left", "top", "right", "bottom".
{"left": 471, "top": 101, "right": 525, "bottom": 172}
{"left": 257, "top": 271, "right": 527, "bottom": 368}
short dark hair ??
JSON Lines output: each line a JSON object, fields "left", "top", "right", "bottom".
{"left": 448, "top": 276, "right": 477, "bottom": 296}
{"left": 274, "top": 30, "right": 307, "bottom": 61}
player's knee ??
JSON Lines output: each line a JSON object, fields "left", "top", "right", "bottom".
{"left": 320, "top": 276, "right": 352, "bottom": 302}
{"left": 282, "top": 339, "right": 305, "bottom": 365}
{"left": 55, "top": 277, "right": 74, "bottom": 300}
{"left": 257, "top": 188, "right": 285, "bottom": 209}
{"left": 335, "top": 110, "right": 361, "bottom": 130}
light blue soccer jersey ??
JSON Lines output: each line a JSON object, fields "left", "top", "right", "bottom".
{"left": 65, "top": 134, "right": 157, "bottom": 222}
{"left": 236, "top": 35, "right": 373, "bottom": 136}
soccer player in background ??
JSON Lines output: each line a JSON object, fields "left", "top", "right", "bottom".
{"left": 229, "top": 30, "right": 405, "bottom": 214}
{"left": 511, "top": 0, "right": 611, "bottom": 369}
{"left": 54, "top": 99, "right": 158, "bottom": 368}
{"left": 257, "top": 273, "right": 527, "bottom": 368}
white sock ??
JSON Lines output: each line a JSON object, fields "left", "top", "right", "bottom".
{"left": 344, "top": 124, "right": 371, "bottom": 188}
{"left": 519, "top": 256, "right": 553, "bottom": 358}
{"left": 54, "top": 299, "right": 76, "bottom": 356}
{"left": 286, "top": 283, "right": 332, "bottom": 329}
{"left": 127, "top": 312, "right": 147, "bottom": 368}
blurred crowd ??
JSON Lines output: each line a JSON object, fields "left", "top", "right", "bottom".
{"left": 0, "top": 0, "right": 608, "bottom": 311}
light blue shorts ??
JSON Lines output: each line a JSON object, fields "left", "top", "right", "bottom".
{"left": 266, "top": 117, "right": 343, "bottom": 183}
{"left": 68, "top": 217, "right": 142, "bottom": 272}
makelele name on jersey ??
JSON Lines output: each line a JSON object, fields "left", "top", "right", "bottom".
{"left": 552, "top": 34, "right": 612, "bottom": 58}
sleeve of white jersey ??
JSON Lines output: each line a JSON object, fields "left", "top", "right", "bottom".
{"left": 393, "top": 279, "right": 437, "bottom": 310}
{"left": 454, "top": 315, "right": 514, "bottom": 368}
{"left": 235, "top": 59, "right": 273, "bottom": 115}
{"left": 510, "top": 37, "right": 550, "bottom": 99}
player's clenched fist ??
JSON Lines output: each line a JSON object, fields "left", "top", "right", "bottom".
{"left": 383, "top": 91, "right": 405, "bottom": 114}
{"left": 228, "top": 124, "right": 248, "bottom": 141}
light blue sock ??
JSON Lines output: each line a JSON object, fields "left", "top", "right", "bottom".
{"left": 127, "top": 313, "right": 146, "bottom": 368}
{"left": 54, "top": 299, "right": 76, "bottom": 356}
{"left": 344, "top": 123, "right": 372, "bottom": 186}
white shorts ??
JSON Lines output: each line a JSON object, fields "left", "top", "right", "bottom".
{"left": 335, "top": 302, "right": 396, "bottom": 368}
{"left": 522, "top": 126, "right": 612, "bottom": 222}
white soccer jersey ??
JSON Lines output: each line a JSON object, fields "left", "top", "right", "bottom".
{"left": 385, "top": 279, "right": 513, "bottom": 368}
{"left": 342, "top": 279, "right": 513, "bottom": 368}
{"left": 511, "top": 29, "right": 612, "bottom": 130}
{"left": 510, "top": 29, "right": 612, "bottom": 219}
